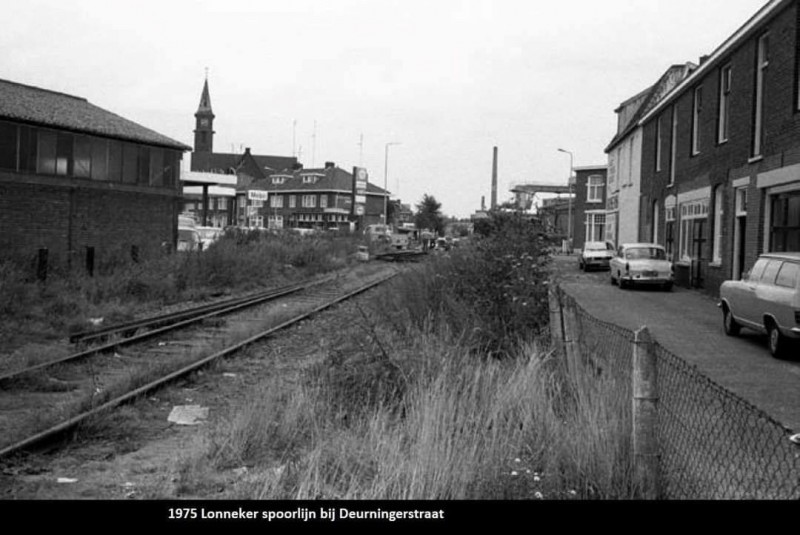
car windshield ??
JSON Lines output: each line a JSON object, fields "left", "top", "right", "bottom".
{"left": 585, "top": 243, "right": 609, "bottom": 251}
{"left": 626, "top": 247, "right": 666, "bottom": 260}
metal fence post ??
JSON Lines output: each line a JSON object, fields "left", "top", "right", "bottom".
{"left": 548, "top": 283, "right": 565, "bottom": 354}
{"left": 633, "top": 326, "right": 660, "bottom": 499}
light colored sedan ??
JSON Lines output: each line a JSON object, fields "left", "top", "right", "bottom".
{"left": 579, "top": 241, "right": 615, "bottom": 271}
{"left": 610, "top": 243, "right": 674, "bottom": 291}
{"left": 718, "top": 252, "right": 800, "bottom": 358}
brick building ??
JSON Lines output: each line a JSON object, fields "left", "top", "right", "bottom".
{"left": 0, "top": 78, "right": 190, "bottom": 271}
{"left": 189, "top": 77, "right": 297, "bottom": 226}
{"left": 605, "top": 63, "right": 696, "bottom": 247}
{"left": 638, "top": 0, "right": 800, "bottom": 294}
{"left": 571, "top": 165, "right": 609, "bottom": 251}
{"left": 239, "top": 163, "right": 388, "bottom": 230}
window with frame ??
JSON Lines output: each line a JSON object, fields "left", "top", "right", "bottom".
{"left": 302, "top": 175, "right": 318, "bottom": 184}
{"left": 665, "top": 206, "right": 676, "bottom": 260}
{"left": 692, "top": 85, "right": 703, "bottom": 155}
{"left": 586, "top": 175, "right": 604, "bottom": 203}
{"left": 718, "top": 65, "right": 731, "bottom": 143}
{"left": 251, "top": 199, "right": 264, "bottom": 209}
{"left": 712, "top": 186, "right": 723, "bottom": 264}
{"left": 678, "top": 199, "right": 708, "bottom": 260}
{"left": 271, "top": 176, "right": 285, "bottom": 185}
{"left": 320, "top": 195, "right": 328, "bottom": 208}
{"left": 584, "top": 213, "right": 606, "bottom": 242}
{"left": 769, "top": 192, "right": 800, "bottom": 252}
{"left": 655, "top": 116, "right": 662, "bottom": 172}
{"left": 302, "top": 195, "right": 316, "bottom": 208}
{"left": 0, "top": 121, "right": 18, "bottom": 171}
{"left": 752, "top": 32, "right": 769, "bottom": 158}
{"left": 289, "top": 195, "right": 296, "bottom": 208}
{"left": 269, "top": 195, "right": 283, "bottom": 208}
{"left": 669, "top": 106, "right": 678, "bottom": 186}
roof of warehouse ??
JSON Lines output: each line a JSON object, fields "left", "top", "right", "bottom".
{"left": 0, "top": 78, "right": 191, "bottom": 151}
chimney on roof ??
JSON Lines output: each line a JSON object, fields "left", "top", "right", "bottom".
{"left": 491, "top": 147, "right": 498, "bottom": 210}
{"left": 292, "top": 162, "right": 303, "bottom": 170}
{"left": 244, "top": 147, "right": 251, "bottom": 155}
{"left": 325, "top": 161, "right": 335, "bottom": 169}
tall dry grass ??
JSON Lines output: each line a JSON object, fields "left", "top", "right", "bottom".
{"left": 0, "top": 230, "right": 361, "bottom": 349}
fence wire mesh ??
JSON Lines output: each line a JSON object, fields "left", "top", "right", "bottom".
{"left": 557, "top": 287, "right": 800, "bottom": 500}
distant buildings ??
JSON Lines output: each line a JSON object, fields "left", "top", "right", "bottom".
{"left": 185, "top": 78, "right": 388, "bottom": 230}
{"left": 0, "top": 77, "right": 190, "bottom": 270}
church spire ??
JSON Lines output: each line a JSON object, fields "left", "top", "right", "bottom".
{"left": 197, "top": 70, "right": 213, "bottom": 114}
{"left": 194, "top": 70, "right": 215, "bottom": 153}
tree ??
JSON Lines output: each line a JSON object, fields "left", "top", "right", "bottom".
{"left": 414, "top": 194, "right": 445, "bottom": 235}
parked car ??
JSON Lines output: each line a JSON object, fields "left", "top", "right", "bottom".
{"left": 579, "top": 241, "right": 615, "bottom": 271}
{"left": 718, "top": 252, "right": 800, "bottom": 358}
{"left": 177, "top": 214, "right": 200, "bottom": 252}
{"left": 609, "top": 243, "right": 674, "bottom": 291}
{"left": 196, "top": 226, "right": 223, "bottom": 249}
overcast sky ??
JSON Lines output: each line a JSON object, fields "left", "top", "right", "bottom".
{"left": 2, "top": 0, "right": 771, "bottom": 218}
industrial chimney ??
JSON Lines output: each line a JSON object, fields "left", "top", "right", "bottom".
{"left": 491, "top": 146, "right": 498, "bottom": 210}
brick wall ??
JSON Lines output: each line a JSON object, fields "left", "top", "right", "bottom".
{"left": 0, "top": 175, "right": 178, "bottom": 272}
{"left": 640, "top": 1, "right": 800, "bottom": 296}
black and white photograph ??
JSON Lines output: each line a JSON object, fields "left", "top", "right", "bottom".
{"left": 0, "top": 0, "right": 799, "bottom": 524}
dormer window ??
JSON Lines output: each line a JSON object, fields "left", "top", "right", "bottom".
{"left": 272, "top": 176, "right": 285, "bottom": 185}
{"left": 302, "top": 175, "right": 317, "bottom": 184}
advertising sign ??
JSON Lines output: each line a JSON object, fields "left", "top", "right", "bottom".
{"left": 352, "top": 167, "right": 368, "bottom": 217}
{"left": 248, "top": 190, "right": 269, "bottom": 201}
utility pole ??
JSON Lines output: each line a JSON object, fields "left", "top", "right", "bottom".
{"left": 558, "top": 148, "right": 575, "bottom": 251}
{"left": 358, "top": 133, "right": 364, "bottom": 166}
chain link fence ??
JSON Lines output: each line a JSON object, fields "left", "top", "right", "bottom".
{"left": 555, "top": 286, "right": 800, "bottom": 500}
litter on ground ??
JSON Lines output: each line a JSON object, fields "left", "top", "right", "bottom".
{"left": 167, "top": 405, "right": 209, "bottom": 425}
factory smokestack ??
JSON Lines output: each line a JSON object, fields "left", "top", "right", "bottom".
{"left": 491, "top": 146, "right": 498, "bottom": 210}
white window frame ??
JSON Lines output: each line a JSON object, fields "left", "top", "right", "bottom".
{"left": 267, "top": 214, "right": 284, "bottom": 230}
{"left": 250, "top": 199, "right": 264, "bottom": 209}
{"left": 302, "top": 175, "right": 318, "bottom": 184}
{"left": 586, "top": 175, "right": 604, "bottom": 203}
{"left": 752, "top": 32, "right": 769, "bottom": 159}
{"left": 302, "top": 194, "right": 316, "bottom": 208}
{"left": 269, "top": 195, "right": 283, "bottom": 208}
{"left": 320, "top": 194, "right": 328, "bottom": 208}
{"left": 712, "top": 186, "right": 723, "bottom": 265}
{"left": 678, "top": 199, "right": 709, "bottom": 261}
{"left": 289, "top": 195, "right": 296, "bottom": 208}
{"left": 692, "top": 85, "right": 703, "bottom": 156}
{"left": 652, "top": 200, "right": 660, "bottom": 243}
{"left": 271, "top": 177, "right": 285, "bottom": 185}
{"left": 718, "top": 64, "right": 731, "bottom": 144}
{"left": 584, "top": 212, "right": 606, "bottom": 243}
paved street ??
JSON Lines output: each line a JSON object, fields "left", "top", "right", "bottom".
{"left": 551, "top": 254, "right": 800, "bottom": 433}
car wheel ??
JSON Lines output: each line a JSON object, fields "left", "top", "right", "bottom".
{"left": 618, "top": 274, "right": 628, "bottom": 289}
{"left": 610, "top": 273, "right": 616, "bottom": 285}
{"left": 722, "top": 306, "right": 740, "bottom": 337}
{"left": 766, "top": 321, "right": 786, "bottom": 358}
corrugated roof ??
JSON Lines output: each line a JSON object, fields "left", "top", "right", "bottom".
{"left": 0, "top": 78, "right": 190, "bottom": 151}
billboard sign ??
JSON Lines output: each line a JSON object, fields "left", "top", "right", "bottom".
{"left": 352, "top": 167, "right": 368, "bottom": 217}
{"left": 248, "top": 190, "right": 269, "bottom": 201}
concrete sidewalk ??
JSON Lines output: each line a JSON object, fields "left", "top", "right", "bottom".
{"left": 551, "top": 254, "right": 800, "bottom": 433}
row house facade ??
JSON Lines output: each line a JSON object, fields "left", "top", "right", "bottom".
{"left": 638, "top": 0, "right": 800, "bottom": 294}
{"left": 0, "top": 78, "right": 189, "bottom": 270}
{"left": 238, "top": 163, "right": 388, "bottom": 230}
{"left": 571, "top": 165, "right": 609, "bottom": 251}
{"left": 606, "top": 64, "right": 696, "bottom": 247}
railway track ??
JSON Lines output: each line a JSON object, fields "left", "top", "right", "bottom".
{"left": 0, "top": 266, "right": 399, "bottom": 459}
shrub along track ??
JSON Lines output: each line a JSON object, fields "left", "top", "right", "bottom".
{"left": 0, "top": 263, "right": 400, "bottom": 460}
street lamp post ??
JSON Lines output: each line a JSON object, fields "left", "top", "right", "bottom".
{"left": 557, "top": 148, "right": 574, "bottom": 252}
{"left": 384, "top": 142, "right": 401, "bottom": 226}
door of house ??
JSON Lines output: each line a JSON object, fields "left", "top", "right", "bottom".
{"left": 692, "top": 220, "right": 706, "bottom": 288}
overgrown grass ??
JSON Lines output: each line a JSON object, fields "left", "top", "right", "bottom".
{"left": 179, "top": 214, "right": 634, "bottom": 499}
{"left": 0, "top": 230, "right": 362, "bottom": 352}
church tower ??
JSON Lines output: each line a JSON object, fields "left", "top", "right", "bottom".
{"left": 194, "top": 75, "right": 215, "bottom": 153}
